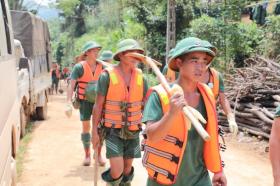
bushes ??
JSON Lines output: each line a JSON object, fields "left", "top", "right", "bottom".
{"left": 262, "top": 16, "right": 280, "bottom": 59}
{"left": 186, "top": 15, "right": 264, "bottom": 68}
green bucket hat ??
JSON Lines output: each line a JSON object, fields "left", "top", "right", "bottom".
{"left": 201, "top": 40, "right": 217, "bottom": 56}
{"left": 82, "top": 41, "right": 102, "bottom": 54}
{"left": 99, "top": 50, "right": 113, "bottom": 61}
{"left": 168, "top": 37, "right": 216, "bottom": 71}
{"left": 168, "top": 48, "right": 175, "bottom": 59}
{"left": 113, "top": 39, "right": 144, "bottom": 61}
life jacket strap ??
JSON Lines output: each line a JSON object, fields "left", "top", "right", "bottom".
{"left": 104, "top": 118, "right": 142, "bottom": 126}
{"left": 144, "top": 145, "right": 179, "bottom": 164}
{"left": 164, "top": 135, "right": 183, "bottom": 148}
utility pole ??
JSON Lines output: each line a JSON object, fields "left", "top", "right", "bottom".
{"left": 166, "top": 0, "right": 176, "bottom": 64}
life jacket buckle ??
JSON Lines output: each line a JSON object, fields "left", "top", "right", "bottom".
{"left": 167, "top": 172, "right": 175, "bottom": 181}
{"left": 175, "top": 140, "right": 183, "bottom": 148}
{"left": 171, "top": 155, "right": 179, "bottom": 164}
{"left": 120, "top": 101, "right": 128, "bottom": 112}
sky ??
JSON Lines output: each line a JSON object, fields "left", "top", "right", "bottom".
{"left": 23, "top": 0, "right": 59, "bottom": 20}
{"left": 31, "top": 0, "right": 56, "bottom": 7}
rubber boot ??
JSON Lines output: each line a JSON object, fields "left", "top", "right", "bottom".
{"left": 102, "top": 169, "right": 123, "bottom": 186}
{"left": 120, "top": 167, "right": 134, "bottom": 186}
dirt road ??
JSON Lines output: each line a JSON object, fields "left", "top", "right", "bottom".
{"left": 18, "top": 92, "right": 273, "bottom": 186}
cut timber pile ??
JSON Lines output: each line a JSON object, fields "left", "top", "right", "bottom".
{"left": 218, "top": 56, "right": 280, "bottom": 139}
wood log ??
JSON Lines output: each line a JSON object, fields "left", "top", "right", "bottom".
{"left": 261, "top": 107, "right": 274, "bottom": 119}
{"left": 244, "top": 108, "right": 273, "bottom": 124}
{"left": 256, "top": 90, "right": 280, "bottom": 94}
{"left": 235, "top": 117, "right": 264, "bottom": 127}
{"left": 237, "top": 122, "right": 264, "bottom": 132}
{"left": 234, "top": 110, "right": 255, "bottom": 118}
{"left": 207, "top": 57, "right": 278, "bottom": 138}
{"left": 274, "top": 102, "right": 280, "bottom": 107}
{"left": 240, "top": 127, "right": 270, "bottom": 139}
{"left": 272, "top": 95, "right": 280, "bottom": 102}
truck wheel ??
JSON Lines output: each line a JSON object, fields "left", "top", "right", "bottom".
{"left": 20, "top": 106, "right": 27, "bottom": 138}
{"left": 36, "top": 99, "right": 47, "bottom": 120}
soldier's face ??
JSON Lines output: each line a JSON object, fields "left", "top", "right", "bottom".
{"left": 176, "top": 52, "right": 210, "bottom": 82}
{"left": 119, "top": 50, "right": 142, "bottom": 67}
{"left": 86, "top": 48, "right": 100, "bottom": 60}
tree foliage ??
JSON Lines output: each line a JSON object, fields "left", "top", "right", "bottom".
{"left": 50, "top": 0, "right": 280, "bottom": 69}
{"left": 262, "top": 16, "right": 280, "bottom": 59}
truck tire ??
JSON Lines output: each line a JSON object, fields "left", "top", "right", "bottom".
{"left": 20, "top": 106, "right": 27, "bottom": 138}
{"left": 36, "top": 98, "right": 47, "bottom": 120}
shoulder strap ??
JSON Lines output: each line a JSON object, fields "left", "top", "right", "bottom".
{"left": 152, "top": 85, "right": 169, "bottom": 113}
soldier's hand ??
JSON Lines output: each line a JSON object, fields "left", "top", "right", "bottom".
{"left": 212, "top": 171, "right": 227, "bottom": 186}
{"left": 169, "top": 92, "right": 186, "bottom": 115}
{"left": 65, "top": 104, "right": 72, "bottom": 118}
{"left": 227, "top": 113, "right": 238, "bottom": 136}
{"left": 91, "top": 131, "right": 100, "bottom": 150}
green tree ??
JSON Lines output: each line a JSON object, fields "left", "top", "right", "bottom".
{"left": 262, "top": 16, "right": 280, "bottom": 59}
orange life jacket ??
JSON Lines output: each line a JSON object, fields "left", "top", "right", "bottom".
{"left": 142, "top": 83, "right": 222, "bottom": 185}
{"left": 209, "top": 68, "right": 220, "bottom": 99}
{"left": 103, "top": 67, "right": 144, "bottom": 131}
{"left": 77, "top": 61, "right": 103, "bottom": 100}
{"left": 166, "top": 67, "right": 176, "bottom": 82}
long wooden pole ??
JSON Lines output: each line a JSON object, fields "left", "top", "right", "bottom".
{"left": 94, "top": 148, "right": 98, "bottom": 186}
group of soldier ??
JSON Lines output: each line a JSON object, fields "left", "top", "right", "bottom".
{"left": 64, "top": 36, "right": 280, "bottom": 186}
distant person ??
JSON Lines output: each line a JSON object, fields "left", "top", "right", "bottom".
{"left": 51, "top": 63, "right": 60, "bottom": 94}
{"left": 270, "top": 105, "right": 280, "bottom": 186}
{"left": 198, "top": 40, "right": 238, "bottom": 136}
{"left": 75, "top": 54, "right": 86, "bottom": 64}
{"left": 99, "top": 50, "right": 113, "bottom": 63}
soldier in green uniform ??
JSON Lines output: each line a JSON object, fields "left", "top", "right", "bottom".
{"left": 66, "top": 41, "right": 106, "bottom": 166}
{"left": 199, "top": 40, "right": 238, "bottom": 136}
{"left": 99, "top": 50, "right": 114, "bottom": 63}
{"left": 142, "top": 37, "right": 227, "bottom": 186}
{"left": 91, "top": 39, "right": 149, "bottom": 186}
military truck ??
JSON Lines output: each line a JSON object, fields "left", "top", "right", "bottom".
{"left": 0, "top": 0, "right": 20, "bottom": 185}
{"left": 11, "top": 10, "right": 52, "bottom": 137}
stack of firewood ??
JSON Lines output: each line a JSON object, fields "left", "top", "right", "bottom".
{"left": 218, "top": 56, "right": 280, "bottom": 139}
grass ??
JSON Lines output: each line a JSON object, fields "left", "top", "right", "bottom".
{"left": 16, "top": 122, "right": 35, "bottom": 179}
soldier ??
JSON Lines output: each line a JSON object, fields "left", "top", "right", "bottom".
{"left": 199, "top": 40, "right": 238, "bottom": 136}
{"left": 66, "top": 41, "right": 106, "bottom": 166}
{"left": 91, "top": 39, "right": 149, "bottom": 185}
{"left": 99, "top": 50, "right": 114, "bottom": 63}
{"left": 142, "top": 37, "right": 227, "bottom": 186}
{"left": 51, "top": 63, "right": 61, "bottom": 94}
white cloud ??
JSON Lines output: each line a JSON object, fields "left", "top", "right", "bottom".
{"left": 32, "top": 0, "right": 56, "bottom": 6}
